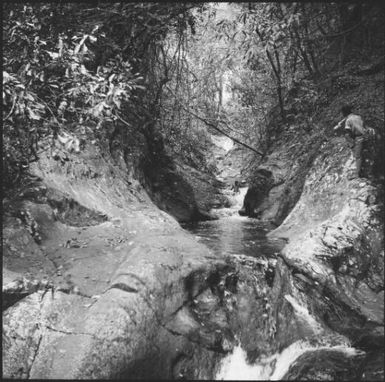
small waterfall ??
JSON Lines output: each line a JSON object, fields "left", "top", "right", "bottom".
{"left": 213, "top": 187, "right": 248, "bottom": 218}
{"left": 216, "top": 294, "right": 364, "bottom": 380}
{"left": 232, "top": 187, "right": 247, "bottom": 210}
{"left": 284, "top": 294, "right": 323, "bottom": 335}
{"left": 216, "top": 341, "right": 364, "bottom": 380}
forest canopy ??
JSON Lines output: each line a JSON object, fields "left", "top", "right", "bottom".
{"left": 3, "top": 2, "right": 384, "bottom": 186}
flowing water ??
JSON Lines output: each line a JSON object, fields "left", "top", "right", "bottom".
{"left": 216, "top": 341, "right": 364, "bottom": 381}
{"left": 183, "top": 187, "right": 286, "bottom": 259}
{"left": 183, "top": 186, "right": 368, "bottom": 380}
{"left": 215, "top": 292, "right": 364, "bottom": 380}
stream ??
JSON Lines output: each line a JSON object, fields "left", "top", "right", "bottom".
{"left": 183, "top": 186, "right": 371, "bottom": 380}
{"left": 183, "top": 188, "right": 286, "bottom": 259}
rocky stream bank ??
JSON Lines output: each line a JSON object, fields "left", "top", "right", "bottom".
{"left": 233, "top": 67, "right": 384, "bottom": 379}
{"left": 3, "top": 115, "right": 384, "bottom": 379}
{"left": 2, "top": 133, "right": 234, "bottom": 379}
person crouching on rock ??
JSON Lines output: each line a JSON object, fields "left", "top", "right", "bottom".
{"left": 333, "top": 104, "right": 366, "bottom": 179}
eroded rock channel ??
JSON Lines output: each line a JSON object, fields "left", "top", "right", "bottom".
{"left": 4, "top": 130, "right": 383, "bottom": 380}
{"left": 3, "top": 2, "right": 384, "bottom": 380}
{"left": 182, "top": 175, "right": 383, "bottom": 380}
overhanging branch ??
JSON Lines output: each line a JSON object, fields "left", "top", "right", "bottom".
{"left": 166, "top": 86, "right": 264, "bottom": 157}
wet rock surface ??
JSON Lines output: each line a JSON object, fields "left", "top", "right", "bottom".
{"left": 239, "top": 168, "right": 274, "bottom": 218}
{"left": 3, "top": 76, "right": 384, "bottom": 379}
{"left": 141, "top": 129, "right": 228, "bottom": 223}
{"left": 3, "top": 211, "right": 233, "bottom": 379}
{"left": 239, "top": 130, "right": 324, "bottom": 223}
{"left": 214, "top": 94, "right": 383, "bottom": 379}
{"left": 261, "top": 136, "right": 384, "bottom": 379}
{"left": 2, "top": 140, "right": 230, "bottom": 379}
{"left": 3, "top": 128, "right": 383, "bottom": 380}
{"left": 269, "top": 144, "right": 384, "bottom": 340}
{"left": 283, "top": 347, "right": 366, "bottom": 380}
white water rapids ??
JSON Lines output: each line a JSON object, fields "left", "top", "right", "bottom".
{"left": 213, "top": 186, "right": 248, "bottom": 219}
{"left": 216, "top": 341, "right": 362, "bottom": 380}
{"left": 205, "top": 133, "right": 364, "bottom": 380}
{"left": 215, "top": 294, "right": 363, "bottom": 380}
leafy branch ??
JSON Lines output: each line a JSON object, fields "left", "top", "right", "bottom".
{"left": 165, "top": 86, "right": 264, "bottom": 157}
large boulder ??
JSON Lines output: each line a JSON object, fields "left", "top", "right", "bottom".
{"left": 268, "top": 136, "right": 384, "bottom": 355}
{"left": 239, "top": 168, "right": 274, "bottom": 217}
{"left": 3, "top": 219, "right": 231, "bottom": 379}
{"left": 140, "top": 128, "right": 227, "bottom": 222}
{"left": 239, "top": 130, "right": 324, "bottom": 223}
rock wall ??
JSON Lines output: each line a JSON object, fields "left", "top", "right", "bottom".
{"left": 238, "top": 68, "right": 384, "bottom": 378}
{"left": 1, "top": 135, "right": 234, "bottom": 379}
{"left": 103, "top": 119, "right": 226, "bottom": 223}
{"left": 242, "top": 69, "right": 384, "bottom": 225}
{"left": 268, "top": 135, "right": 384, "bottom": 342}
{"left": 223, "top": 133, "right": 384, "bottom": 379}
{"left": 261, "top": 136, "right": 384, "bottom": 378}
{"left": 139, "top": 128, "right": 227, "bottom": 222}
{"left": 3, "top": 70, "right": 383, "bottom": 381}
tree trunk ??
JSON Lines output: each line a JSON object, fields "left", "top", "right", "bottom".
{"left": 274, "top": 49, "right": 286, "bottom": 122}
{"left": 293, "top": 26, "right": 314, "bottom": 76}
{"left": 218, "top": 74, "right": 223, "bottom": 107}
{"left": 255, "top": 27, "right": 286, "bottom": 121}
{"left": 265, "top": 47, "right": 286, "bottom": 122}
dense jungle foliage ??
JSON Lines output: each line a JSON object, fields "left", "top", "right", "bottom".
{"left": 3, "top": 2, "right": 384, "bottom": 188}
